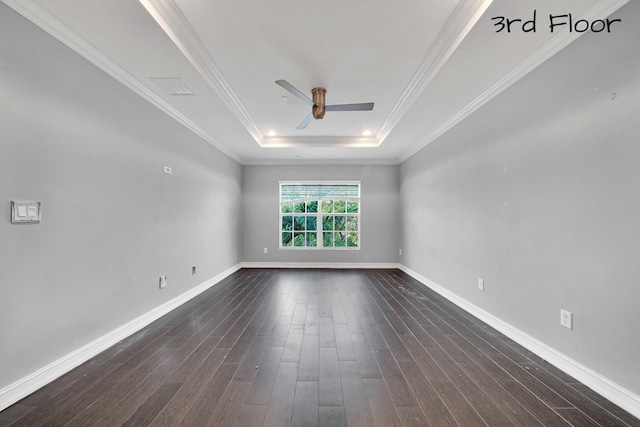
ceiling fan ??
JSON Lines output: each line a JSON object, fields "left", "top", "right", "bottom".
{"left": 275, "top": 80, "right": 374, "bottom": 129}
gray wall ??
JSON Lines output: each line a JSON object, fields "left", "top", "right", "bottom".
{"left": 242, "top": 165, "right": 399, "bottom": 264}
{"left": 0, "top": 8, "right": 242, "bottom": 390}
{"left": 399, "top": 2, "right": 640, "bottom": 395}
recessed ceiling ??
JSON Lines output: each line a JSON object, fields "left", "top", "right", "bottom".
{"left": 3, "top": 0, "right": 629, "bottom": 164}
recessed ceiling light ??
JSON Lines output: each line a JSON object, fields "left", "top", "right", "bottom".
{"left": 362, "top": 130, "right": 372, "bottom": 136}
{"left": 281, "top": 96, "right": 289, "bottom": 102}
{"left": 267, "top": 130, "right": 277, "bottom": 137}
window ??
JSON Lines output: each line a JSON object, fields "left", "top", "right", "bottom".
{"left": 280, "top": 181, "right": 360, "bottom": 249}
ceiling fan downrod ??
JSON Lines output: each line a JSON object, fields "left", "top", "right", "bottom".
{"left": 312, "top": 87, "right": 326, "bottom": 119}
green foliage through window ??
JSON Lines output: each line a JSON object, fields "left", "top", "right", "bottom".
{"left": 280, "top": 182, "right": 360, "bottom": 249}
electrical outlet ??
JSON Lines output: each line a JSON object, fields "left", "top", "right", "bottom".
{"left": 399, "top": 248, "right": 402, "bottom": 256}
{"left": 478, "top": 278, "right": 484, "bottom": 291}
{"left": 159, "top": 275, "right": 167, "bottom": 289}
{"left": 263, "top": 248, "right": 268, "bottom": 254}
{"left": 192, "top": 266, "right": 196, "bottom": 275}
{"left": 560, "top": 309, "right": 573, "bottom": 329}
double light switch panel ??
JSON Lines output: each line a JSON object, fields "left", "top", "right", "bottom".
{"left": 11, "top": 201, "right": 41, "bottom": 223}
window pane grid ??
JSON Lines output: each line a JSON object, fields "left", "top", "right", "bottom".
{"left": 280, "top": 182, "right": 360, "bottom": 250}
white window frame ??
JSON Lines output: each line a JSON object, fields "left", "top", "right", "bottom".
{"left": 279, "top": 180, "right": 361, "bottom": 250}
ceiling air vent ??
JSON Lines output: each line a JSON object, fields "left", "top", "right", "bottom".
{"left": 149, "top": 77, "right": 194, "bottom": 95}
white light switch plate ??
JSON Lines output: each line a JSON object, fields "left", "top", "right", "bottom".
{"left": 11, "top": 201, "right": 41, "bottom": 223}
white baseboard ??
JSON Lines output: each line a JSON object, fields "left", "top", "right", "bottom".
{"left": 241, "top": 262, "right": 400, "bottom": 269}
{"left": 399, "top": 265, "right": 640, "bottom": 420}
{"left": 0, "top": 263, "right": 242, "bottom": 412}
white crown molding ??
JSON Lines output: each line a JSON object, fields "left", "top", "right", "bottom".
{"left": 399, "top": 264, "right": 640, "bottom": 420}
{"left": 139, "top": 0, "right": 388, "bottom": 151}
{"left": 376, "top": 0, "right": 494, "bottom": 144}
{"left": 399, "top": 0, "right": 630, "bottom": 163}
{"left": 0, "top": 264, "right": 242, "bottom": 412}
{"left": 241, "top": 159, "right": 401, "bottom": 166}
{"left": 140, "top": 0, "right": 492, "bottom": 152}
{"left": 139, "top": 0, "right": 264, "bottom": 146}
{"left": 2, "top": 0, "right": 243, "bottom": 165}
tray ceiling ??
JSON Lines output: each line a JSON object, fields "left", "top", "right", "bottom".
{"left": 3, "top": 0, "right": 629, "bottom": 164}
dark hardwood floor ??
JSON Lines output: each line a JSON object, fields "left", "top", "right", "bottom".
{"left": 1, "top": 269, "right": 638, "bottom": 426}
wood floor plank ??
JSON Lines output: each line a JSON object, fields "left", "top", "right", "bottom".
{"left": 0, "top": 405, "right": 34, "bottom": 426}
{"left": 318, "top": 406, "right": 346, "bottom": 427}
{"left": 90, "top": 361, "right": 181, "bottom": 426}
{"left": 299, "top": 334, "right": 320, "bottom": 381}
{"left": 555, "top": 408, "right": 602, "bottom": 427}
{"left": 331, "top": 297, "right": 348, "bottom": 324}
{"left": 223, "top": 301, "right": 273, "bottom": 360}
{"left": 148, "top": 347, "right": 230, "bottom": 427}
{"left": 443, "top": 330, "right": 516, "bottom": 382}
{"left": 319, "top": 347, "right": 343, "bottom": 407}
{"left": 497, "top": 356, "right": 573, "bottom": 409}
{"left": 318, "top": 297, "right": 333, "bottom": 317}
{"left": 447, "top": 369, "right": 515, "bottom": 427}
{"left": 500, "top": 380, "right": 573, "bottom": 427}
{"left": 398, "top": 333, "right": 450, "bottom": 382}
{"left": 373, "top": 347, "right": 417, "bottom": 407}
{"left": 399, "top": 314, "right": 439, "bottom": 348}
{"left": 262, "top": 362, "right": 299, "bottom": 427}
{"left": 397, "top": 361, "right": 458, "bottom": 427}
{"left": 304, "top": 309, "right": 320, "bottom": 335}
{"left": 569, "top": 383, "right": 640, "bottom": 427}
{"left": 318, "top": 316, "right": 336, "bottom": 348}
{"left": 308, "top": 293, "right": 320, "bottom": 310}
{"left": 257, "top": 302, "right": 287, "bottom": 338}
{"left": 376, "top": 323, "right": 414, "bottom": 363}
{"left": 397, "top": 406, "right": 432, "bottom": 427}
{"left": 63, "top": 346, "right": 181, "bottom": 427}
{"left": 291, "top": 381, "right": 319, "bottom": 427}
{"left": 245, "top": 346, "right": 284, "bottom": 405}
{"left": 233, "top": 335, "right": 271, "bottom": 382}
{"left": 431, "top": 380, "right": 488, "bottom": 426}
{"left": 8, "top": 361, "right": 123, "bottom": 427}
{"left": 344, "top": 307, "right": 365, "bottom": 334}
{"left": 359, "top": 316, "right": 388, "bottom": 350}
{"left": 282, "top": 324, "right": 305, "bottom": 362}
{"left": 292, "top": 303, "right": 309, "bottom": 325}
{"left": 333, "top": 323, "right": 357, "bottom": 361}
{"left": 339, "top": 361, "right": 375, "bottom": 427}
{"left": 455, "top": 357, "right": 545, "bottom": 427}
{"left": 351, "top": 333, "right": 382, "bottom": 379}
{"left": 362, "top": 378, "right": 404, "bottom": 427}
{"left": 4, "top": 269, "right": 637, "bottom": 427}
{"left": 206, "top": 381, "right": 251, "bottom": 427}
{"left": 166, "top": 334, "right": 224, "bottom": 383}
{"left": 519, "top": 361, "right": 635, "bottom": 427}
{"left": 178, "top": 362, "right": 239, "bottom": 426}
{"left": 356, "top": 286, "right": 388, "bottom": 325}
{"left": 122, "top": 382, "right": 183, "bottom": 427}
{"left": 236, "top": 404, "right": 267, "bottom": 427}
{"left": 281, "top": 295, "right": 300, "bottom": 317}
{"left": 268, "top": 316, "right": 293, "bottom": 347}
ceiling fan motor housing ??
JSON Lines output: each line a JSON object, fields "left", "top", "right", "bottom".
{"left": 312, "top": 87, "right": 326, "bottom": 119}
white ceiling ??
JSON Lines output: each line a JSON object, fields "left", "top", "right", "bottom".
{"left": 3, "top": 0, "right": 629, "bottom": 164}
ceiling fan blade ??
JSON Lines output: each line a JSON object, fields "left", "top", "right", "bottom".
{"left": 296, "top": 113, "right": 314, "bottom": 129}
{"left": 325, "top": 102, "right": 374, "bottom": 112}
{"left": 275, "top": 80, "right": 313, "bottom": 106}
